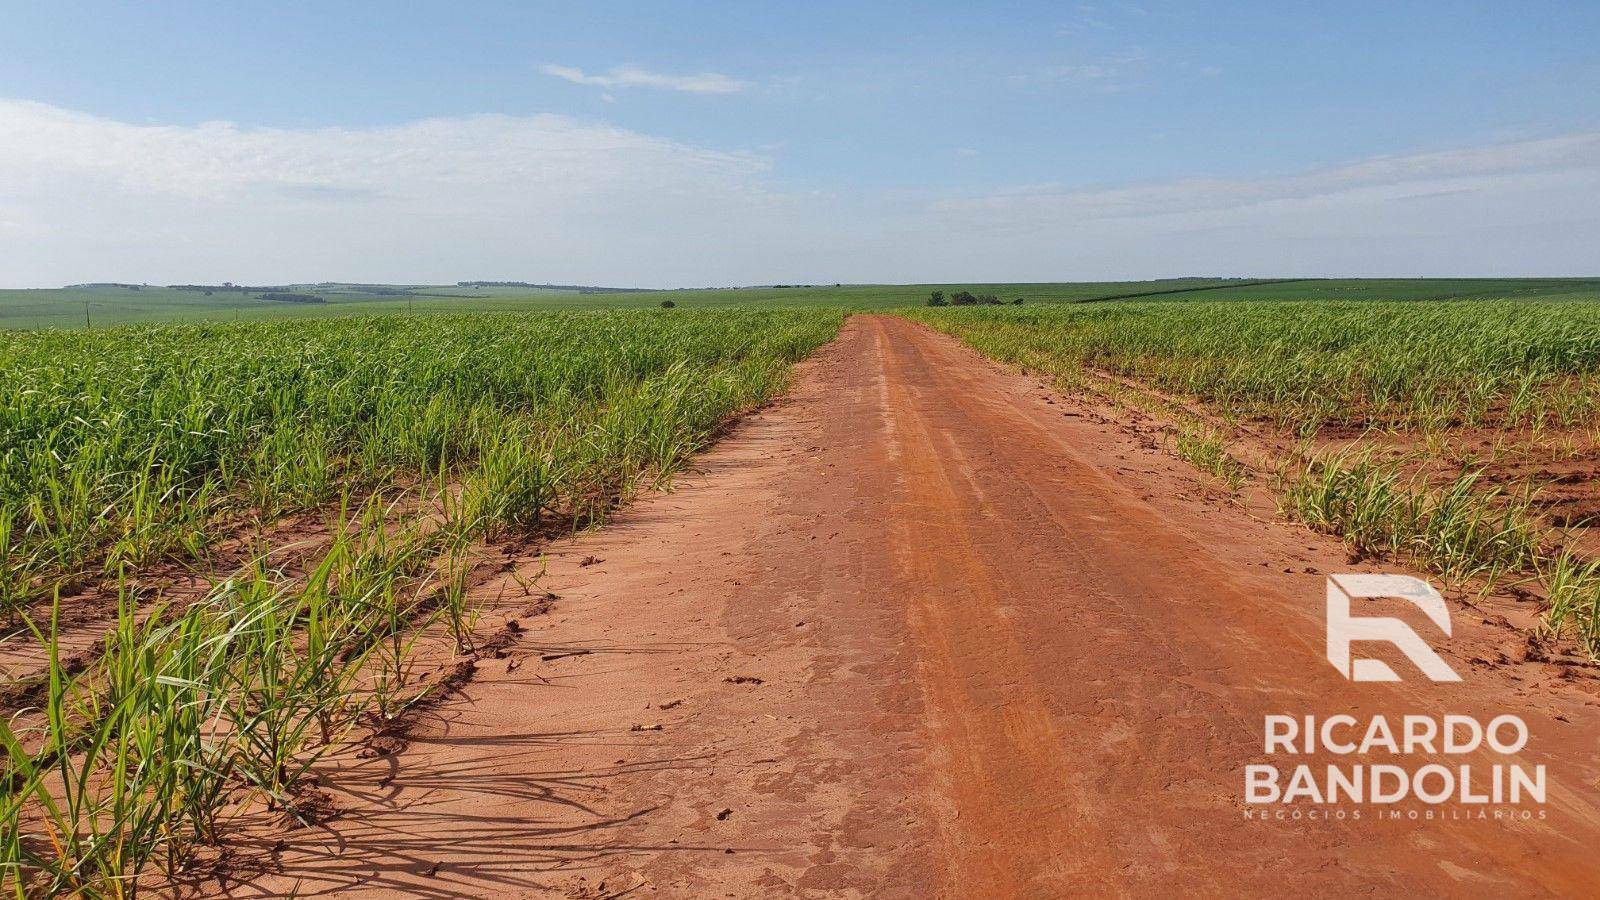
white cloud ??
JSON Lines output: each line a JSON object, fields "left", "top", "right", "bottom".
{"left": 1011, "top": 63, "right": 1123, "bottom": 89}
{"left": 0, "top": 100, "right": 768, "bottom": 202}
{"left": 930, "top": 133, "right": 1600, "bottom": 223}
{"left": 0, "top": 99, "right": 804, "bottom": 286}
{"left": 900, "top": 132, "right": 1600, "bottom": 278}
{"left": 0, "top": 98, "right": 1595, "bottom": 287}
{"left": 540, "top": 64, "right": 748, "bottom": 95}
{"left": 1008, "top": 50, "right": 1149, "bottom": 93}
{"left": 1058, "top": 2, "right": 1147, "bottom": 34}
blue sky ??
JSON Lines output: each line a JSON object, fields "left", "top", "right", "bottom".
{"left": 1, "top": 1, "right": 1597, "bottom": 285}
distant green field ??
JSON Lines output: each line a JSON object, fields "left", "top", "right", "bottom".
{"left": 2, "top": 278, "right": 1596, "bottom": 329}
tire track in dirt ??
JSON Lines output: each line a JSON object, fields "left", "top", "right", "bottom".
{"left": 234, "top": 315, "right": 1600, "bottom": 898}
{"left": 876, "top": 323, "right": 1094, "bottom": 894}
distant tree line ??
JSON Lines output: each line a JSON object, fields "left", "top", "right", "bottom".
{"left": 456, "top": 281, "right": 653, "bottom": 294}
{"left": 338, "top": 284, "right": 410, "bottom": 296}
{"left": 259, "top": 292, "right": 326, "bottom": 304}
{"left": 170, "top": 283, "right": 284, "bottom": 293}
{"left": 927, "top": 290, "right": 1023, "bottom": 307}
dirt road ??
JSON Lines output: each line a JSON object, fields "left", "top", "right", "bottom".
{"left": 245, "top": 315, "right": 1600, "bottom": 898}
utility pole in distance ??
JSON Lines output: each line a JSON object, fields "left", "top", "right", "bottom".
{"left": 84, "top": 299, "right": 90, "bottom": 330}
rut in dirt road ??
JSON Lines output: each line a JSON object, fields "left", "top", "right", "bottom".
{"left": 243, "top": 315, "right": 1600, "bottom": 899}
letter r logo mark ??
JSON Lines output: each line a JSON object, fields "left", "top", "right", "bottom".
{"left": 1326, "top": 574, "right": 1460, "bottom": 682}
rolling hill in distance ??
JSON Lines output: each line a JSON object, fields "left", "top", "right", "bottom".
{"left": 4, "top": 277, "right": 1598, "bottom": 330}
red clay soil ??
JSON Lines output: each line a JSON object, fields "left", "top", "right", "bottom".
{"left": 232, "top": 316, "right": 1600, "bottom": 898}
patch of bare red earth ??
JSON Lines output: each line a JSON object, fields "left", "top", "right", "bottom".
{"left": 235, "top": 316, "right": 1600, "bottom": 899}
{"left": 0, "top": 510, "right": 346, "bottom": 712}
